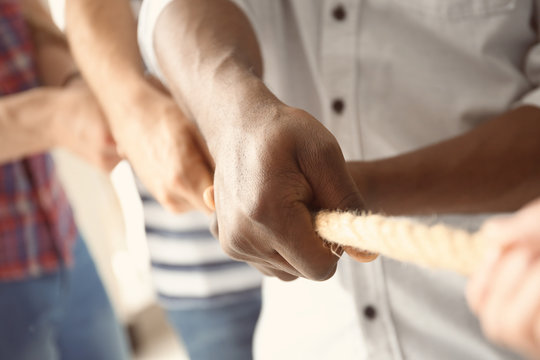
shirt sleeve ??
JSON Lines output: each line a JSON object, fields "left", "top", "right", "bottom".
{"left": 137, "top": 0, "right": 175, "bottom": 84}
{"left": 138, "top": 0, "right": 255, "bottom": 86}
{"left": 515, "top": 1, "right": 540, "bottom": 108}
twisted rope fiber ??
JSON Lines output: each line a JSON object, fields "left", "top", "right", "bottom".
{"left": 314, "top": 211, "right": 489, "bottom": 276}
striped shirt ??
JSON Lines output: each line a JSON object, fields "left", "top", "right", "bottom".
{"left": 138, "top": 182, "right": 262, "bottom": 310}
{"left": 0, "top": 0, "right": 76, "bottom": 280}
{"left": 48, "top": 0, "right": 262, "bottom": 309}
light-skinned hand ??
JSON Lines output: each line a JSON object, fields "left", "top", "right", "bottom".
{"left": 468, "top": 199, "right": 540, "bottom": 359}
{"left": 109, "top": 80, "right": 214, "bottom": 214}
{"left": 53, "top": 79, "right": 121, "bottom": 172}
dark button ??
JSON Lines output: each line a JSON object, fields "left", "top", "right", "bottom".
{"left": 363, "top": 305, "right": 377, "bottom": 320}
{"left": 332, "top": 99, "right": 345, "bottom": 114}
{"left": 332, "top": 5, "right": 346, "bottom": 21}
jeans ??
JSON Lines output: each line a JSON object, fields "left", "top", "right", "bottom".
{"left": 165, "top": 290, "right": 262, "bottom": 360}
{"left": 0, "top": 235, "right": 130, "bottom": 360}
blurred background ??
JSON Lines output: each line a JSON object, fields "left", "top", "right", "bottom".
{"left": 53, "top": 151, "right": 187, "bottom": 360}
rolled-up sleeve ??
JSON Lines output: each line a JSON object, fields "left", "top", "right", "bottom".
{"left": 515, "top": 2, "right": 540, "bottom": 108}
{"left": 518, "top": 49, "right": 540, "bottom": 107}
{"left": 138, "top": 0, "right": 255, "bottom": 85}
{"left": 137, "top": 0, "right": 174, "bottom": 83}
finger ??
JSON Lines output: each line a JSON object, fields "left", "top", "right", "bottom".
{"left": 481, "top": 204, "right": 540, "bottom": 250}
{"left": 478, "top": 248, "right": 534, "bottom": 342}
{"left": 344, "top": 246, "right": 379, "bottom": 263}
{"left": 106, "top": 152, "right": 122, "bottom": 168}
{"left": 272, "top": 201, "right": 339, "bottom": 280}
{"left": 161, "top": 193, "right": 194, "bottom": 214}
{"left": 203, "top": 185, "right": 216, "bottom": 211}
{"left": 251, "top": 262, "right": 298, "bottom": 281}
{"left": 221, "top": 232, "right": 304, "bottom": 278}
{"left": 212, "top": 172, "right": 322, "bottom": 279}
{"left": 180, "top": 152, "right": 214, "bottom": 214}
{"left": 467, "top": 245, "right": 504, "bottom": 314}
{"left": 301, "top": 140, "right": 375, "bottom": 263}
{"left": 268, "top": 250, "right": 304, "bottom": 278}
{"left": 502, "top": 258, "right": 540, "bottom": 354}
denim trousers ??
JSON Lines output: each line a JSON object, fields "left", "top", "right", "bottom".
{"left": 165, "top": 290, "right": 262, "bottom": 360}
{"left": 0, "top": 235, "right": 130, "bottom": 360}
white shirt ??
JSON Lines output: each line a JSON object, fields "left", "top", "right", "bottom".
{"left": 139, "top": 0, "right": 538, "bottom": 358}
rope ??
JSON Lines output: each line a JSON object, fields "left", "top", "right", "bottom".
{"left": 314, "top": 211, "right": 489, "bottom": 276}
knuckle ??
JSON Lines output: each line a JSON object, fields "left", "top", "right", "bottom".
{"left": 246, "top": 197, "right": 271, "bottom": 224}
{"left": 335, "top": 190, "right": 364, "bottom": 211}
{"left": 160, "top": 194, "right": 182, "bottom": 213}
{"left": 171, "top": 173, "right": 189, "bottom": 190}
{"left": 305, "top": 263, "right": 336, "bottom": 281}
{"left": 275, "top": 272, "right": 298, "bottom": 282}
{"left": 221, "top": 235, "right": 247, "bottom": 260}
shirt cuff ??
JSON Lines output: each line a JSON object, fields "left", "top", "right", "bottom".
{"left": 138, "top": 0, "right": 175, "bottom": 85}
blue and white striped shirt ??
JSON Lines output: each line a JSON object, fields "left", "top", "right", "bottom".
{"left": 138, "top": 183, "right": 262, "bottom": 310}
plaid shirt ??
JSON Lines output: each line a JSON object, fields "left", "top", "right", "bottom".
{"left": 0, "top": 0, "right": 76, "bottom": 280}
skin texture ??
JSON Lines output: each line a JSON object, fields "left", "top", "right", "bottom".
{"left": 153, "top": 0, "right": 374, "bottom": 281}
{"left": 152, "top": 2, "right": 540, "bottom": 353}
{"left": 0, "top": 0, "right": 119, "bottom": 170}
{"left": 346, "top": 105, "right": 540, "bottom": 216}
{"left": 65, "top": 0, "right": 213, "bottom": 213}
{"left": 153, "top": 0, "right": 540, "bottom": 280}
{"left": 467, "top": 199, "right": 540, "bottom": 359}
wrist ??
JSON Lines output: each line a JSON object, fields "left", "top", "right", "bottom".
{"left": 48, "top": 87, "right": 75, "bottom": 148}
{"left": 88, "top": 70, "right": 150, "bottom": 120}
{"left": 200, "top": 72, "right": 283, "bottom": 155}
{"left": 347, "top": 161, "right": 379, "bottom": 212}
{"left": 101, "top": 76, "right": 157, "bottom": 128}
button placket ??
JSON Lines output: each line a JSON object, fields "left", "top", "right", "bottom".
{"left": 321, "top": 0, "right": 362, "bottom": 159}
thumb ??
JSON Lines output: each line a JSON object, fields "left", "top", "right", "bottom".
{"left": 187, "top": 161, "right": 214, "bottom": 214}
{"left": 203, "top": 185, "right": 216, "bottom": 211}
{"left": 305, "top": 144, "right": 378, "bottom": 262}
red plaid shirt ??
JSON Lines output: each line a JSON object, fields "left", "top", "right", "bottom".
{"left": 0, "top": 0, "right": 76, "bottom": 280}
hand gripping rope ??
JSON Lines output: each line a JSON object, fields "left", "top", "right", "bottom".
{"left": 315, "top": 211, "right": 486, "bottom": 276}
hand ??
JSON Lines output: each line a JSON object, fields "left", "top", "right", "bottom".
{"left": 209, "top": 103, "right": 373, "bottom": 281}
{"left": 467, "top": 199, "right": 540, "bottom": 359}
{"left": 109, "top": 82, "right": 214, "bottom": 213}
{"left": 53, "top": 80, "right": 121, "bottom": 172}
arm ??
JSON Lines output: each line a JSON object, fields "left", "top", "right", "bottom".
{"left": 347, "top": 106, "right": 540, "bottom": 215}
{"left": 21, "top": 0, "right": 77, "bottom": 86}
{"left": 65, "top": 0, "right": 144, "bottom": 106}
{"left": 0, "top": 0, "right": 120, "bottom": 169}
{"left": 0, "top": 89, "right": 61, "bottom": 162}
{"left": 64, "top": 0, "right": 214, "bottom": 213}
{"left": 152, "top": 0, "right": 371, "bottom": 281}
{"left": 0, "top": 84, "right": 119, "bottom": 171}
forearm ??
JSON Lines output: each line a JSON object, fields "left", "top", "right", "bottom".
{"left": 22, "top": 0, "right": 77, "bottom": 86}
{"left": 153, "top": 0, "right": 266, "bottom": 152}
{"left": 0, "top": 89, "right": 59, "bottom": 162}
{"left": 349, "top": 106, "right": 540, "bottom": 215}
{"left": 65, "top": 0, "right": 147, "bottom": 121}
